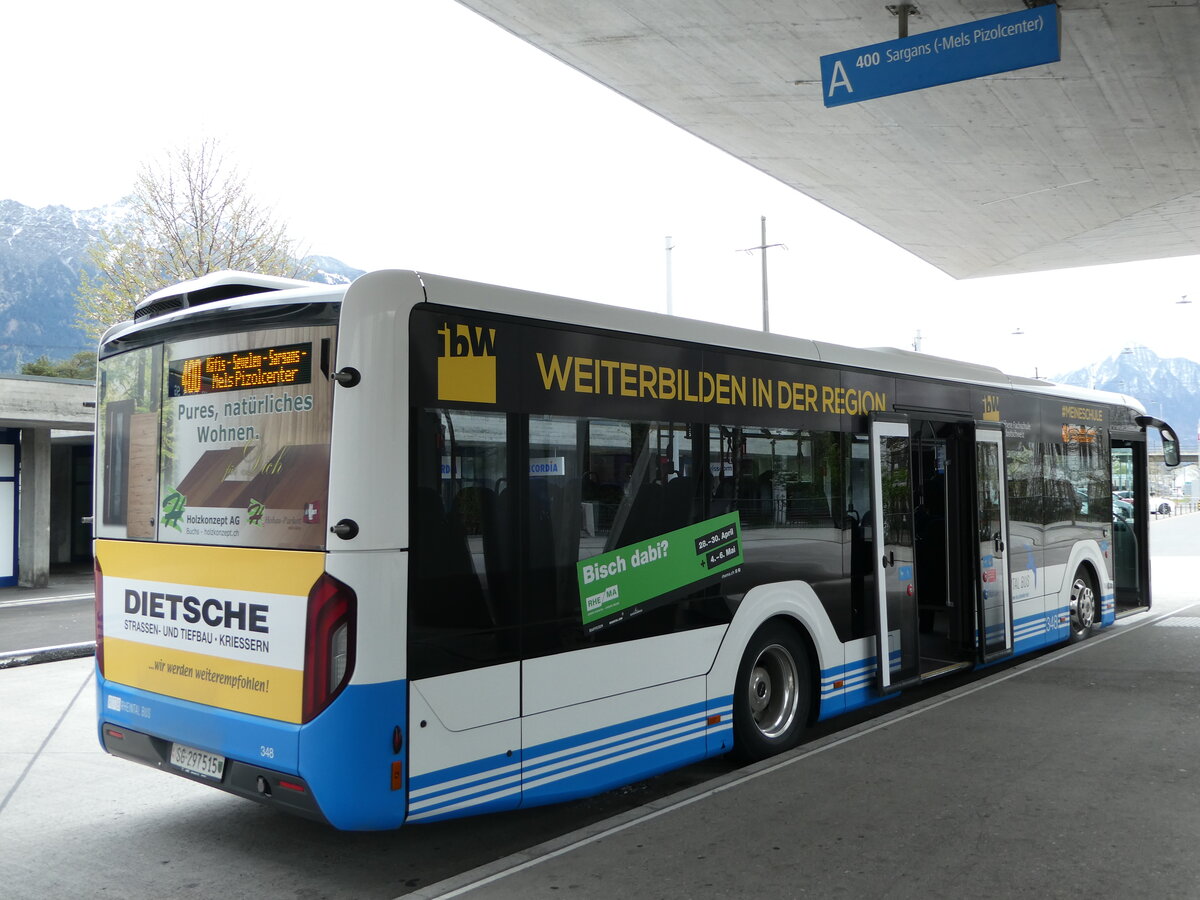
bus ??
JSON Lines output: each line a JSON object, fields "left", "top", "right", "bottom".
{"left": 94, "top": 269, "right": 1180, "bottom": 830}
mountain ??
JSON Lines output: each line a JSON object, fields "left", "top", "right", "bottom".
{"left": 0, "top": 200, "right": 108, "bottom": 370}
{"left": 1054, "top": 347, "right": 1200, "bottom": 450}
{"left": 0, "top": 199, "right": 364, "bottom": 372}
{"left": 304, "top": 255, "right": 366, "bottom": 286}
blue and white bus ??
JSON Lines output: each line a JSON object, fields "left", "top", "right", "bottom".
{"left": 94, "top": 269, "right": 1179, "bottom": 829}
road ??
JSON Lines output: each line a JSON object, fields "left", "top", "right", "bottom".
{"left": 0, "top": 595, "right": 93, "bottom": 654}
{"left": 0, "top": 514, "right": 1196, "bottom": 899}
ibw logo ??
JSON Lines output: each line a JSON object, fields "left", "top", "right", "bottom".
{"left": 982, "top": 394, "right": 1001, "bottom": 422}
{"left": 437, "top": 322, "right": 497, "bottom": 404}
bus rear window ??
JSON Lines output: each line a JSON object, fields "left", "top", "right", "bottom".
{"left": 96, "top": 324, "right": 337, "bottom": 550}
{"left": 96, "top": 344, "right": 162, "bottom": 539}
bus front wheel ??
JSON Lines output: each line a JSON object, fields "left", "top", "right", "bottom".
{"left": 1069, "top": 567, "right": 1098, "bottom": 642}
{"left": 731, "top": 621, "right": 811, "bottom": 762}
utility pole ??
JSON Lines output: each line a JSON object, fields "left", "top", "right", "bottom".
{"left": 665, "top": 236, "right": 674, "bottom": 315}
{"left": 740, "top": 216, "right": 785, "bottom": 332}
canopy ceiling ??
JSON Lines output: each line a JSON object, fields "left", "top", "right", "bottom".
{"left": 458, "top": 0, "right": 1200, "bottom": 278}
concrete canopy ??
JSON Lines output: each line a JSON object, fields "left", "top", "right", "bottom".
{"left": 0, "top": 376, "right": 94, "bottom": 431}
{"left": 456, "top": 0, "right": 1200, "bottom": 279}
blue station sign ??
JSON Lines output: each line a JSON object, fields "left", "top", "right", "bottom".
{"left": 820, "top": 5, "right": 1061, "bottom": 108}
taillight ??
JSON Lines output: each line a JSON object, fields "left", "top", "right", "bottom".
{"left": 94, "top": 556, "right": 104, "bottom": 676}
{"left": 302, "top": 573, "right": 356, "bottom": 723}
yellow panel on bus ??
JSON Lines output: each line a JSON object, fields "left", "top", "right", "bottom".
{"left": 97, "top": 540, "right": 323, "bottom": 723}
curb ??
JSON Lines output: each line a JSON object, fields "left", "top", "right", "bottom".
{"left": 0, "top": 641, "right": 96, "bottom": 669}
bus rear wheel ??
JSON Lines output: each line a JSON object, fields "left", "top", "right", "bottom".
{"left": 732, "top": 622, "right": 811, "bottom": 762}
{"left": 1069, "top": 567, "right": 1097, "bottom": 642}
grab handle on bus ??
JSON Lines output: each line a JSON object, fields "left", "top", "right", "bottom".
{"left": 882, "top": 550, "right": 894, "bottom": 568}
{"left": 333, "top": 366, "right": 361, "bottom": 388}
{"left": 993, "top": 532, "right": 1004, "bottom": 554}
{"left": 331, "top": 518, "right": 360, "bottom": 540}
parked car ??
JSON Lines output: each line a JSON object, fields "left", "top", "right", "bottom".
{"left": 1149, "top": 496, "right": 1173, "bottom": 515}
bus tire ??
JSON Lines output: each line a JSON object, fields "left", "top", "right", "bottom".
{"left": 731, "top": 621, "right": 812, "bottom": 763}
{"left": 1069, "top": 566, "right": 1098, "bottom": 642}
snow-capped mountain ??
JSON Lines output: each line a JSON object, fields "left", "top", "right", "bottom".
{"left": 0, "top": 199, "right": 364, "bottom": 372}
{"left": 1054, "top": 347, "right": 1200, "bottom": 450}
{"left": 0, "top": 200, "right": 103, "bottom": 369}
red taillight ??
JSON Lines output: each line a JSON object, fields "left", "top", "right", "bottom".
{"left": 301, "top": 573, "right": 356, "bottom": 723}
{"left": 94, "top": 557, "right": 104, "bottom": 676}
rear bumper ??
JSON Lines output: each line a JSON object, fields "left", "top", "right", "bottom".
{"left": 97, "top": 671, "right": 410, "bottom": 830}
{"left": 101, "top": 721, "right": 327, "bottom": 822}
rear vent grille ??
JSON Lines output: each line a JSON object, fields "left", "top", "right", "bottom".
{"left": 135, "top": 283, "right": 278, "bottom": 322}
{"left": 134, "top": 297, "right": 184, "bottom": 321}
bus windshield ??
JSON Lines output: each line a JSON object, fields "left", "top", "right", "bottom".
{"left": 96, "top": 323, "right": 337, "bottom": 550}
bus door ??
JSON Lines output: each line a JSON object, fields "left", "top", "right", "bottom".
{"left": 869, "top": 414, "right": 918, "bottom": 692}
{"left": 973, "top": 423, "right": 1013, "bottom": 662}
{"left": 1109, "top": 429, "right": 1146, "bottom": 612}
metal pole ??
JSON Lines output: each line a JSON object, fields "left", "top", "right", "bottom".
{"left": 760, "top": 217, "right": 769, "bottom": 333}
{"left": 665, "top": 236, "right": 674, "bottom": 315}
{"left": 739, "top": 217, "right": 785, "bottom": 333}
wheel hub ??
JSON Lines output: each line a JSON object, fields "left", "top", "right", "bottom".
{"left": 1071, "top": 578, "right": 1095, "bottom": 630}
{"left": 746, "top": 644, "right": 798, "bottom": 739}
{"left": 750, "top": 667, "right": 772, "bottom": 712}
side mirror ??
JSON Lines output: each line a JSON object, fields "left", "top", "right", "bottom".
{"left": 1162, "top": 428, "right": 1181, "bottom": 468}
{"left": 1135, "top": 416, "right": 1181, "bottom": 467}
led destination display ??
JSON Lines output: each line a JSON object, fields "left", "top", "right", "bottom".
{"left": 169, "top": 342, "right": 313, "bottom": 397}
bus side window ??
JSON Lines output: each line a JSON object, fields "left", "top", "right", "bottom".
{"left": 524, "top": 417, "right": 720, "bottom": 655}
{"left": 409, "top": 409, "right": 515, "bottom": 679}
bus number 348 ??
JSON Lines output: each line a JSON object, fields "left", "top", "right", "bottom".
{"left": 259, "top": 746, "right": 275, "bottom": 759}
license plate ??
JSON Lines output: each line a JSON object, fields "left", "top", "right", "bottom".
{"left": 169, "top": 742, "right": 226, "bottom": 781}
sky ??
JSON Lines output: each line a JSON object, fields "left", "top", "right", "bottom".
{"left": 6, "top": 0, "right": 1197, "bottom": 380}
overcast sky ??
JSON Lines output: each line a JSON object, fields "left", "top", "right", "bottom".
{"left": 6, "top": 0, "right": 1197, "bottom": 379}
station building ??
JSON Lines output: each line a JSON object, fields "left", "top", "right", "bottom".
{"left": 2, "top": 375, "right": 93, "bottom": 587}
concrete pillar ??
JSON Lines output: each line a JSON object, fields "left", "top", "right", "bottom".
{"left": 19, "top": 427, "right": 51, "bottom": 587}
{"left": 50, "top": 444, "right": 72, "bottom": 564}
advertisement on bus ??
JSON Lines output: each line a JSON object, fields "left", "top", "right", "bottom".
{"left": 157, "top": 326, "right": 336, "bottom": 551}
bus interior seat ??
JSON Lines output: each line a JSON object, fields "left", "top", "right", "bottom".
{"left": 663, "top": 475, "right": 695, "bottom": 532}
{"left": 411, "top": 487, "right": 491, "bottom": 629}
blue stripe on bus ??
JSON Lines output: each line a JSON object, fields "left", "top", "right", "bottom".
{"left": 406, "top": 751, "right": 523, "bottom": 822}
{"left": 816, "top": 601, "right": 1113, "bottom": 720}
{"left": 1100, "top": 590, "right": 1116, "bottom": 626}
{"left": 816, "top": 653, "right": 902, "bottom": 720}
{"left": 520, "top": 702, "right": 714, "bottom": 807}
{"left": 407, "top": 699, "right": 721, "bottom": 822}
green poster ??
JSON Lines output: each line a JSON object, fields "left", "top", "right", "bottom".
{"left": 578, "top": 512, "right": 743, "bottom": 630}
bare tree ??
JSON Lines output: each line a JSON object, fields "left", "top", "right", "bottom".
{"left": 76, "top": 140, "right": 308, "bottom": 341}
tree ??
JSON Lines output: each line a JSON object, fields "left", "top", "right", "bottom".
{"left": 75, "top": 140, "right": 308, "bottom": 342}
{"left": 20, "top": 350, "right": 97, "bottom": 380}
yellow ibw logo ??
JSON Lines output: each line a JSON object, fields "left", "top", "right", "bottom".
{"left": 982, "top": 394, "right": 1001, "bottom": 422}
{"left": 437, "top": 322, "right": 497, "bottom": 404}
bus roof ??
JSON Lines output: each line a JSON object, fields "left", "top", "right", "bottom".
{"left": 113, "top": 269, "right": 1144, "bottom": 415}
